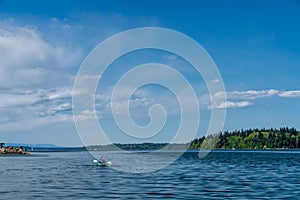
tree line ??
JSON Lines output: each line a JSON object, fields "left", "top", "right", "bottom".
{"left": 190, "top": 127, "right": 300, "bottom": 149}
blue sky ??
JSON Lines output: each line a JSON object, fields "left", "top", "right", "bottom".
{"left": 0, "top": 0, "right": 300, "bottom": 146}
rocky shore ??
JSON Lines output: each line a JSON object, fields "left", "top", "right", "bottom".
{"left": 0, "top": 146, "right": 29, "bottom": 154}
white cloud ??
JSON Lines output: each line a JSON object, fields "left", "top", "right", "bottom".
{"left": 0, "top": 93, "right": 36, "bottom": 108}
{"left": 0, "top": 22, "right": 82, "bottom": 87}
{"left": 214, "top": 89, "right": 279, "bottom": 100}
{"left": 47, "top": 88, "right": 73, "bottom": 100}
{"left": 0, "top": 87, "right": 74, "bottom": 127}
{"left": 38, "top": 103, "right": 72, "bottom": 117}
{"left": 0, "top": 87, "right": 73, "bottom": 107}
{"left": 210, "top": 78, "right": 221, "bottom": 83}
{"left": 278, "top": 90, "right": 300, "bottom": 98}
{"left": 0, "top": 20, "right": 82, "bottom": 132}
{"left": 211, "top": 101, "right": 253, "bottom": 109}
{"left": 54, "top": 103, "right": 72, "bottom": 111}
{"left": 0, "top": 114, "right": 73, "bottom": 132}
{"left": 207, "top": 89, "right": 300, "bottom": 109}
{"left": 221, "top": 89, "right": 300, "bottom": 100}
{"left": 73, "top": 109, "right": 103, "bottom": 121}
{"left": 109, "top": 98, "right": 156, "bottom": 116}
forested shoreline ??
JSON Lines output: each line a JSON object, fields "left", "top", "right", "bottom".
{"left": 190, "top": 127, "right": 300, "bottom": 149}
{"left": 86, "top": 127, "right": 300, "bottom": 151}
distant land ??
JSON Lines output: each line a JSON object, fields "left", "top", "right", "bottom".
{"left": 4, "top": 143, "right": 59, "bottom": 148}
{"left": 86, "top": 127, "right": 300, "bottom": 151}
{"left": 86, "top": 143, "right": 188, "bottom": 151}
{"left": 3, "top": 127, "right": 300, "bottom": 152}
{"left": 1, "top": 143, "right": 85, "bottom": 152}
{"left": 192, "top": 127, "right": 300, "bottom": 150}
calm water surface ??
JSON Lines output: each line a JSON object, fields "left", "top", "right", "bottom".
{"left": 1, "top": 150, "right": 300, "bottom": 199}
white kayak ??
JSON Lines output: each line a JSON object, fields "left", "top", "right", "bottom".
{"left": 93, "top": 159, "right": 112, "bottom": 167}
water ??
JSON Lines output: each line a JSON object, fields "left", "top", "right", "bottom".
{"left": 1, "top": 150, "right": 300, "bottom": 199}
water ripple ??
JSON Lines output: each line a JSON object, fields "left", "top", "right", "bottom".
{"left": 1, "top": 150, "right": 300, "bottom": 199}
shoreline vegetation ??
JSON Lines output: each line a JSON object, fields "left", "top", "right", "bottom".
{"left": 204, "top": 127, "right": 300, "bottom": 150}
{"left": 2, "top": 127, "right": 300, "bottom": 152}
{"left": 86, "top": 127, "right": 300, "bottom": 151}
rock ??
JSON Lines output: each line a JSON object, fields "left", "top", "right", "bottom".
{"left": 0, "top": 146, "right": 29, "bottom": 154}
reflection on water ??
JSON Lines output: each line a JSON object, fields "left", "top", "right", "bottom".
{"left": 1, "top": 150, "right": 300, "bottom": 199}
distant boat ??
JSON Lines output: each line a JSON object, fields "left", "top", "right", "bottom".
{"left": 231, "top": 148, "right": 236, "bottom": 150}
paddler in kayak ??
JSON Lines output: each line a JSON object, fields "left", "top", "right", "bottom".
{"left": 93, "top": 156, "right": 112, "bottom": 166}
{"left": 99, "top": 157, "right": 106, "bottom": 165}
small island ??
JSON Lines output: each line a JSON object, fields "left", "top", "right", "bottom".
{"left": 0, "top": 143, "right": 29, "bottom": 154}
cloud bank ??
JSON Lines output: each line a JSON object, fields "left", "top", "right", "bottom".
{"left": 0, "top": 22, "right": 81, "bottom": 87}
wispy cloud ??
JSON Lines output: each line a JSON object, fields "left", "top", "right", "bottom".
{"left": 213, "top": 89, "right": 279, "bottom": 100}
{"left": 210, "top": 78, "right": 221, "bottom": 83}
{"left": 0, "top": 87, "right": 74, "bottom": 129}
{"left": 224, "top": 89, "right": 300, "bottom": 100}
{"left": 211, "top": 101, "right": 253, "bottom": 109}
{"left": 278, "top": 90, "right": 300, "bottom": 98}
{"left": 0, "top": 87, "right": 73, "bottom": 107}
{"left": 73, "top": 109, "right": 103, "bottom": 121}
{"left": 38, "top": 103, "right": 72, "bottom": 117}
{"left": 210, "top": 89, "right": 300, "bottom": 109}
